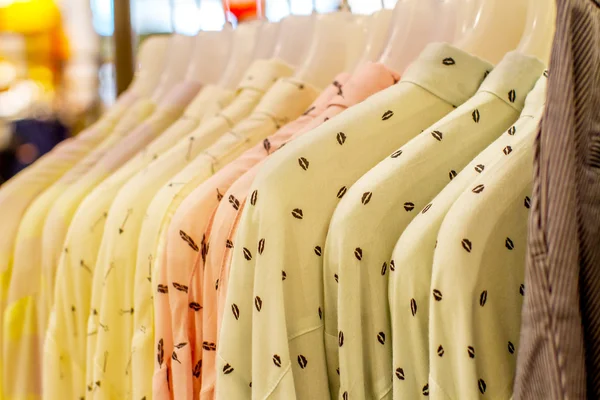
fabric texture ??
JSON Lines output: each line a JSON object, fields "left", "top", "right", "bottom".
{"left": 217, "top": 43, "right": 490, "bottom": 400}
{"left": 515, "top": 0, "right": 600, "bottom": 398}
{"left": 324, "top": 53, "right": 544, "bottom": 400}
{"left": 389, "top": 75, "right": 547, "bottom": 400}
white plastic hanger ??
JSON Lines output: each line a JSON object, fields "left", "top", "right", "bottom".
{"left": 186, "top": 28, "right": 233, "bottom": 85}
{"left": 516, "top": 0, "right": 556, "bottom": 65}
{"left": 454, "top": 0, "right": 528, "bottom": 64}
{"left": 130, "top": 35, "right": 170, "bottom": 97}
{"left": 151, "top": 34, "right": 196, "bottom": 102}
{"left": 379, "top": 0, "right": 459, "bottom": 73}
{"left": 354, "top": 8, "right": 393, "bottom": 70}
{"left": 218, "top": 21, "right": 263, "bottom": 89}
{"left": 270, "top": 15, "right": 316, "bottom": 68}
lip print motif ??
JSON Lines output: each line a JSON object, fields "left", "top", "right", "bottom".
{"left": 157, "top": 339, "right": 164, "bottom": 367}
{"left": 282, "top": 271, "right": 287, "bottom": 280}
{"left": 411, "top": 299, "right": 417, "bottom": 316}
{"left": 263, "top": 138, "right": 271, "bottom": 153}
{"left": 472, "top": 184, "right": 485, "bottom": 194}
{"left": 437, "top": 345, "right": 444, "bottom": 357}
{"left": 333, "top": 80, "right": 344, "bottom": 96}
{"left": 382, "top": 110, "right": 394, "bottom": 120}
{"left": 189, "top": 302, "right": 202, "bottom": 311}
{"left": 174, "top": 342, "right": 187, "bottom": 349}
{"left": 292, "top": 208, "right": 303, "bottom": 219}
{"left": 520, "top": 284, "right": 525, "bottom": 296}
{"left": 422, "top": 204, "right": 433, "bottom": 214}
{"left": 216, "top": 189, "right": 223, "bottom": 201}
{"left": 377, "top": 332, "right": 386, "bottom": 345}
{"left": 390, "top": 149, "right": 403, "bottom": 158}
{"left": 449, "top": 170, "right": 457, "bottom": 180}
{"left": 273, "top": 354, "right": 282, "bottom": 367}
{"left": 314, "top": 246, "right": 322, "bottom": 256}
{"left": 468, "top": 346, "right": 476, "bottom": 358}
{"left": 226, "top": 240, "right": 233, "bottom": 249}
{"left": 343, "top": 392, "right": 349, "bottom": 400}
{"left": 381, "top": 262, "right": 387, "bottom": 276}
{"left": 442, "top": 57, "right": 456, "bottom": 65}
{"left": 223, "top": 363, "right": 234, "bottom": 374}
{"left": 297, "top": 355, "right": 308, "bottom": 369}
{"left": 503, "top": 145, "right": 513, "bottom": 155}
{"left": 231, "top": 304, "right": 240, "bottom": 320}
{"left": 395, "top": 368, "right": 405, "bottom": 380}
{"left": 404, "top": 202, "right": 415, "bottom": 211}
{"left": 423, "top": 384, "right": 430, "bottom": 396}
{"left": 339, "top": 331, "right": 344, "bottom": 347}
{"left": 173, "top": 282, "right": 188, "bottom": 293}
{"left": 431, "top": 130, "right": 443, "bottom": 141}
{"left": 543, "top": 69, "right": 549, "bottom": 78}
{"left": 157, "top": 284, "right": 168, "bottom": 294}
{"left": 243, "top": 247, "right": 252, "bottom": 260}
{"left": 524, "top": 196, "right": 531, "bottom": 209}
{"left": 506, "top": 237, "right": 515, "bottom": 250}
{"left": 480, "top": 290, "right": 488, "bottom": 306}
{"left": 228, "top": 195, "right": 240, "bottom": 210}
{"left": 334, "top": 273, "right": 339, "bottom": 283}
{"left": 255, "top": 296, "right": 263, "bottom": 311}
{"left": 258, "top": 239, "right": 265, "bottom": 254}
{"left": 193, "top": 360, "right": 202, "bottom": 378}
{"left": 302, "top": 106, "right": 316, "bottom": 116}
{"left": 202, "top": 341, "right": 217, "bottom": 351}
{"left": 484, "top": 70, "right": 490, "bottom": 79}
{"left": 337, "top": 368, "right": 340, "bottom": 375}
{"left": 508, "top": 89, "right": 516, "bottom": 103}
{"left": 298, "top": 157, "right": 310, "bottom": 171}
{"left": 250, "top": 190, "right": 258, "bottom": 206}
{"left": 508, "top": 341, "right": 515, "bottom": 354}
{"left": 318, "top": 307, "right": 323, "bottom": 320}
{"left": 478, "top": 379, "right": 487, "bottom": 394}
{"left": 472, "top": 109, "right": 480, "bottom": 123}
{"left": 337, "top": 186, "right": 347, "bottom": 198}
{"left": 475, "top": 164, "right": 485, "bottom": 173}
{"left": 390, "top": 260, "right": 395, "bottom": 272}
{"left": 433, "top": 289, "right": 443, "bottom": 301}
{"left": 201, "top": 236, "right": 209, "bottom": 263}
{"left": 179, "top": 230, "right": 199, "bottom": 252}
{"left": 462, "top": 239, "right": 473, "bottom": 252}
{"left": 215, "top": 279, "right": 219, "bottom": 290}
{"left": 354, "top": 248, "right": 363, "bottom": 260}
{"left": 508, "top": 126, "right": 516, "bottom": 135}
{"left": 337, "top": 132, "right": 347, "bottom": 145}
{"left": 361, "top": 192, "right": 373, "bottom": 205}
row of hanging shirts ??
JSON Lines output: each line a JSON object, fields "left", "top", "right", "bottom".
{"left": 0, "top": 0, "right": 557, "bottom": 399}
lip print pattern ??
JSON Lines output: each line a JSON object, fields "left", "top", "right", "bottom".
{"left": 524, "top": 196, "right": 531, "bottom": 209}
{"left": 250, "top": 190, "right": 258, "bottom": 206}
{"left": 478, "top": 379, "right": 487, "bottom": 394}
{"left": 382, "top": 110, "right": 394, "bottom": 120}
{"left": 404, "top": 202, "right": 415, "bottom": 211}
{"left": 377, "top": 332, "right": 386, "bottom": 345}
{"left": 201, "top": 237, "right": 209, "bottom": 263}
{"left": 390, "top": 260, "right": 395, "bottom": 272}
{"left": 423, "top": 384, "right": 430, "bottom": 396}
{"left": 174, "top": 342, "right": 187, "bottom": 349}
{"left": 337, "top": 132, "right": 347, "bottom": 145}
{"left": 157, "top": 339, "right": 164, "bottom": 367}
{"left": 395, "top": 368, "right": 405, "bottom": 380}
{"left": 226, "top": 240, "right": 233, "bottom": 249}
{"left": 223, "top": 363, "right": 234, "bottom": 374}
{"left": 202, "top": 341, "right": 217, "bottom": 351}
{"left": 442, "top": 57, "right": 456, "bottom": 65}
{"left": 468, "top": 346, "right": 476, "bottom": 358}
{"left": 243, "top": 247, "right": 252, "bottom": 260}
{"left": 508, "top": 341, "right": 515, "bottom": 354}
{"left": 263, "top": 138, "right": 272, "bottom": 154}
{"left": 157, "top": 284, "right": 168, "bottom": 294}
{"left": 337, "top": 186, "right": 348, "bottom": 199}
{"left": 475, "top": 164, "right": 485, "bottom": 173}
{"left": 179, "top": 230, "right": 199, "bottom": 251}
{"left": 189, "top": 302, "right": 202, "bottom": 311}
{"left": 229, "top": 195, "right": 240, "bottom": 210}
{"left": 336, "top": 368, "right": 340, "bottom": 375}
{"left": 215, "top": 279, "right": 219, "bottom": 290}
{"left": 339, "top": 331, "right": 344, "bottom": 347}
{"left": 216, "top": 188, "right": 223, "bottom": 201}
{"left": 314, "top": 246, "right": 322, "bottom": 256}
{"left": 508, "top": 125, "right": 516, "bottom": 135}
{"left": 508, "top": 89, "right": 516, "bottom": 103}
{"left": 390, "top": 149, "right": 403, "bottom": 158}
{"left": 503, "top": 145, "right": 513, "bottom": 155}
{"left": 480, "top": 290, "right": 488, "bottom": 306}
{"left": 354, "top": 247, "right": 363, "bottom": 260}
{"left": 255, "top": 296, "right": 263, "bottom": 311}
{"left": 381, "top": 262, "right": 387, "bottom": 276}
{"left": 472, "top": 184, "right": 485, "bottom": 194}
{"left": 361, "top": 192, "right": 372, "bottom": 205}
{"left": 462, "top": 239, "right": 473, "bottom": 252}
{"left": 298, "top": 157, "right": 310, "bottom": 171}
{"left": 193, "top": 360, "right": 202, "bottom": 378}
{"left": 433, "top": 289, "right": 443, "bottom": 301}
{"left": 302, "top": 106, "right": 316, "bottom": 116}
{"left": 173, "top": 282, "right": 188, "bottom": 293}
{"left": 334, "top": 273, "right": 339, "bottom": 283}
{"left": 297, "top": 355, "right": 308, "bottom": 369}
{"left": 472, "top": 109, "right": 480, "bottom": 123}
{"left": 543, "top": 69, "right": 549, "bottom": 77}
{"left": 318, "top": 307, "right": 323, "bottom": 320}
{"left": 437, "top": 345, "right": 444, "bottom": 357}
{"left": 520, "top": 284, "right": 525, "bottom": 296}
{"left": 506, "top": 237, "right": 515, "bottom": 250}
{"left": 231, "top": 304, "right": 240, "bottom": 320}
{"left": 343, "top": 392, "right": 349, "bottom": 400}
{"left": 291, "top": 208, "right": 303, "bottom": 219}
{"left": 282, "top": 271, "right": 287, "bottom": 280}
{"left": 484, "top": 70, "right": 490, "bottom": 79}
{"left": 258, "top": 238, "right": 265, "bottom": 254}
{"left": 449, "top": 170, "right": 457, "bottom": 180}
{"left": 411, "top": 299, "right": 417, "bottom": 316}
{"left": 333, "top": 80, "right": 344, "bottom": 96}
{"left": 273, "top": 354, "right": 282, "bottom": 367}
{"left": 431, "top": 130, "right": 443, "bottom": 141}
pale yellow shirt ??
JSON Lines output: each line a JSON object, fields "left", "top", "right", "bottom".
{"left": 217, "top": 43, "right": 492, "bottom": 400}
{"left": 42, "top": 84, "right": 233, "bottom": 400}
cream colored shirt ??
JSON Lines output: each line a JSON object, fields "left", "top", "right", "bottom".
{"left": 217, "top": 43, "right": 492, "bottom": 400}
{"left": 323, "top": 53, "right": 544, "bottom": 400}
